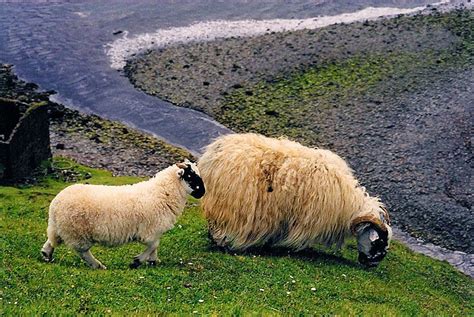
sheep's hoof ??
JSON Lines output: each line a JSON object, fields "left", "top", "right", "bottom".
{"left": 129, "top": 258, "right": 142, "bottom": 269}
{"left": 147, "top": 260, "right": 158, "bottom": 267}
{"left": 96, "top": 264, "right": 107, "bottom": 270}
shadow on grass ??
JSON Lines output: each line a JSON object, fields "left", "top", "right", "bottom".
{"left": 35, "top": 225, "right": 361, "bottom": 271}
{"left": 206, "top": 236, "right": 361, "bottom": 269}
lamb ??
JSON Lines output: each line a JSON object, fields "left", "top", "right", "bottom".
{"left": 41, "top": 160, "right": 205, "bottom": 269}
{"left": 199, "top": 133, "right": 392, "bottom": 267}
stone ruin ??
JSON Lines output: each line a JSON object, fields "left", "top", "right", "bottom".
{"left": 0, "top": 97, "right": 51, "bottom": 181}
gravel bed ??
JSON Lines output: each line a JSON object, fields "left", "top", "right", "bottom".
{"left": 125, "top": 9, "right": 457, "bottom": 116}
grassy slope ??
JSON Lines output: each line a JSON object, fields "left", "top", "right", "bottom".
{"left": 0, "top": 159, "right": 472, "bottom": 315}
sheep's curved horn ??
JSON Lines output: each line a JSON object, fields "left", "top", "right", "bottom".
{"left": 380, "top": 206, "right": 391, "bottom": 225}
{"left": 351, "top": 214, "right": 389, "bottom": 235}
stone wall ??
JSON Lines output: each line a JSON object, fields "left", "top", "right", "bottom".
{"left": 0, "top": 99, "right": 20, "bottom": 142}
{"left": 0, "top": 98, "right": 51, "bottom": 180}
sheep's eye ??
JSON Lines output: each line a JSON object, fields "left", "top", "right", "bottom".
{"left": 187, "top": 175, "right": 191, "bottom": 178}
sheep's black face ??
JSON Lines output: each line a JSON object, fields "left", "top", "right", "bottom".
{"left": 356, "top": 223, "right": 389, "bottom": 267}
{"left": 179, "top": 162, "right": 205, "bottom": 199}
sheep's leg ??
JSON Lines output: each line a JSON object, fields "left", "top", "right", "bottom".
{"left": 41, "top": 239, "right": 54, "bottom": 262}
{"left": 130, "top": 239, "right": 160, "bottom": 269}
{"left": 208, "top": 223, "right": 229, "bottom": 248}
{"left": 77, "top": 249, "right": 107, "bottom": 270}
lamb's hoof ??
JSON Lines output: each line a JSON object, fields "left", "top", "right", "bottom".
{"left": 147, "top": 260, "right": 157, "bottom": 267}
{"left": 129, "top": 258, "right": 142, "bottom": 269}
{"left": 91, "top": 263, "right": 107, "bottom": 270}
{"left": 41, "top": 251, "right": 53, "bottom": 263}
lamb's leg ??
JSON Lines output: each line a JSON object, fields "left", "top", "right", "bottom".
{"left": 147, "top": 246, "right": 160, "bottom": 267}
{"left": 42, "top": 223, "right": 61, "bottom": 262}
{"left": 130, "top": 239, "right": 160, "bottom": 269}
{"left": 77, "top": 248, "right": 107, "bottom": 270}
{"left": 41, "top": 239, "right": 54, "bottom": 262}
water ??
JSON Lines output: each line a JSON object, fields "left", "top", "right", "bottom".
{"left": 0, "top": 0, "right": 440, "bottom": 154}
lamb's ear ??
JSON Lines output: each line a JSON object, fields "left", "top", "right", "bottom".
{"left": 176, "top": 162, "right": 187, "bottom": 169}
{"left": 176, "top": 162, "right": 186, "bottom": 178}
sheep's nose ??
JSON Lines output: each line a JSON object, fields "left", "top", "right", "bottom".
{"left": 358, "top": 252, "right": 381, "bottom": 267}
{"left": 359, "top": 248, "right": 388, "bottom": 267}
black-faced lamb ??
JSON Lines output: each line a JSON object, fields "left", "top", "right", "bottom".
{"left": 198, "top": 133, "right": 392, "bottom": 267}
{"left": 41, "top": 160, "right": 205, "bottom": 269}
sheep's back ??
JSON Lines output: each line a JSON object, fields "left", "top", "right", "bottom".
{"left": 200, "top": 133, "right": 365, "bottom": 249}
{"left": 49, "top": 182, "right": 156, "bottom": 246}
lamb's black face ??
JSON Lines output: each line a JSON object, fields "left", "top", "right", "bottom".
{"left": 356, "top": 223, "right": 389, "bottom": 267}
{"left": 179, "top": 163, "right": 205, "bottom": 199}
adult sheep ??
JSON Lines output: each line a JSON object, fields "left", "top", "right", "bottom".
{"left": 199, "top": 133, "right": 392, "bottom": 267}
{"left": 41, "top": 160, "right": 205, "bottom": 269}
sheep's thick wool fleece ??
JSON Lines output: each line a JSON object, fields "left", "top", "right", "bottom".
{"left": 199, "top": 133, "right": 385, "bottom": 250}
{"left": 48, "top": 165, "right": 187, "bottom": 249}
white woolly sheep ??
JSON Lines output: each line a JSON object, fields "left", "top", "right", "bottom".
{"left": 41, "top": 160, "right": 205, "bottom": 269}
{"left": 199, "top": 133, "right": 392, "bottom": 267}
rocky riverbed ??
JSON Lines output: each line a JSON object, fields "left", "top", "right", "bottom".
{"left": 0, "top": 64, "right": 192, "bottom": 178}
{"left": 126, "top": 9, "right": 473, "bottom": 254}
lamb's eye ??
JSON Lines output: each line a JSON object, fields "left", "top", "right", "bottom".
{"left": 196, "top": 186, "right": 200, "bottom": 189}
{"left": 187, "top": 175, "right": 191, "bottom": 178}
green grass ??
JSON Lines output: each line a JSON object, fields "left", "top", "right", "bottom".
{"left": 0, "top": 159, "right": 472, "bottom": 315}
